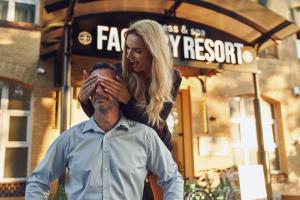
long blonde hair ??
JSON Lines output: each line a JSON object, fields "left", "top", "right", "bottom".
{"left": 122, "top": 19, "right": 174, "bottom": 127}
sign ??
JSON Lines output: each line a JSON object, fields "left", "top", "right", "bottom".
{"left": 238, "top": 165, "right": 267, "bottom": 200}
{"left": 72, "top": 12, "right": 255, "bottom": 66}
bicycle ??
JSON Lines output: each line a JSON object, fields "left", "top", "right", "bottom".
{"left": 184, "top": 168, "right": 241, "bottom": 200}
{"left": 184, "top": 178, "right": 211, "bottom": 200}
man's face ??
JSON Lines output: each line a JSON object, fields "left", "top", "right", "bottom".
{"left": 90, "top": 68, "right": 118, "bottom": 113}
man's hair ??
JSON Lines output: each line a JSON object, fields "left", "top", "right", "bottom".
{"left": 88, "top": 62, "right": 121, "bottom": 76}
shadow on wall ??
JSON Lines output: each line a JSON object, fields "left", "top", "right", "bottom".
{"left": 258, "top": 0, "right": 268, "bottom": 6}
{"left": 287, "top": 140, "right": 300, "bottom": 178}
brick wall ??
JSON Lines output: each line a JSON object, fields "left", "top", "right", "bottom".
{"left": 0, "top": 24, "right": 59, "bottom": 198}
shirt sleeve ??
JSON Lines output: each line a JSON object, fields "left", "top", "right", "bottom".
{"left": 145, "top": 128, "right": 184, "bottom": 200}
{"left": 25, "top": 133, "right": 69, "bottom": 200}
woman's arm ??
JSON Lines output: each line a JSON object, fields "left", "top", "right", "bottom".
{"left": 79, "top": 98, "right": 94, "bottom": 118}
{"left": 121, "top": 68, "right": 182, "bottom": 134}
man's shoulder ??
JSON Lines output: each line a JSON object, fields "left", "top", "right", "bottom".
{"left": 61, "top": 120, "right": 89, "bottom": 137}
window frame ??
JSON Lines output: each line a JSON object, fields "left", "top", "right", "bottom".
{"left": 0, "top": 81, "right": 32, "bottom": 183}
{"left": 229, "top": 94, "right": 288, "bottom": 177}
{"left": 0, "top": 0, "right": 40, "bottom": 24}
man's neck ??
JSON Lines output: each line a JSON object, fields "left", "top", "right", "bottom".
{"left": 93, "top": 108, "right": 120, "bottom": 132}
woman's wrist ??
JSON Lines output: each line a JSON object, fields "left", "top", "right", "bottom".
{"left": 122, "top": 95, "right": 131, "bottom": 104}
{"left": 78, "top": 96, "right": 89, "bottom": 105}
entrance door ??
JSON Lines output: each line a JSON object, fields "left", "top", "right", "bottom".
{"left": 169, "top": 87, "right": 193, "bottom": 178}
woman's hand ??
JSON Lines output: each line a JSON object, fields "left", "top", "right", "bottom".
{"left": 100, "top": 76, "right": 131, "bottom": 104}
{"left": 78, "top": 70, "right": 99, "bottom": 104}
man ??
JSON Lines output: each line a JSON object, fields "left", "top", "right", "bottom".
{"left": 25, "top": 62, "right": 183, "bottom": 200}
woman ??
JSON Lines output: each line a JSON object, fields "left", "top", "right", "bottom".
{"left": 78, "top": 19, "right": 182, "bottom": 199}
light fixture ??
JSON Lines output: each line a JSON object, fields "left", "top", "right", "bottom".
{"left": 292, "top": 86, "right": 300, "bottom": 97}
{"left": 37, "top": 67, "right": 46, "bottom": 75}
{"left": 36, "top": 60, "right": 46, "bottom": 75}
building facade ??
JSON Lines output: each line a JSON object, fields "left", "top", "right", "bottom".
{"left": 0, "top": 0, "right": 300, "bottom": 199}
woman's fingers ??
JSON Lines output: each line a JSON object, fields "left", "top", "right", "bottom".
{"left": 79, "top": 70, "right": 99, "bottom": 103}
{"left": 85, "top": 83, "right": 97, "bottom": 96}
{"left": 101, "top": 82, "right": 119, "bottom": 94}
{"left": 82, "top": 75, "right": 99, "bottom": 90}
{"left": 103, "top": 88, "right": 119, "bottom": 100}
{"left": 98, "top": 76, "right": 131, "bottom": 104}
{"left": 100, "top": 80, "right": 120, "bottom": 93}
{"left": 100, "top": 77, "right": 122, "bottom": 88}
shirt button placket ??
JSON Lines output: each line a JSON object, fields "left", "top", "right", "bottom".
{"left": 102, "top": 135, "right": 111, "bottom": 199}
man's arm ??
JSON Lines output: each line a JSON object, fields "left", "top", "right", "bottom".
{"left": 25, "top": 133, "right": 68, "bottom": 200}
{"left": 145, "top": 129, "right": 184, "bottom": 200}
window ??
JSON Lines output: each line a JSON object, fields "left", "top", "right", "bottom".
{"left": 0, "top": 80, "right": 31, "bottom": 182}
{"left": 257, "top": 45, "right": 279, "bottom": 59}
{"left": 0, "top": 0, "right": 38, "bottom": 23}
{"left": 296, "top": 32, "right": 300, "bottom": 59}
{"left": 229, "top": 95, "right": 287, "bottom": 178}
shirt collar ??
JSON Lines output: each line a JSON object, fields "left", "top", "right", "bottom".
{"left": 82, "top": 113, "right": 129, "bottom": 134}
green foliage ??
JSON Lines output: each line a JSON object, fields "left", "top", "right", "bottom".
{"left": 48, "top": 185, "right": 67, "bottom": 200}
{"left": 184, "top": 179, "right": 197, "bottom": 193}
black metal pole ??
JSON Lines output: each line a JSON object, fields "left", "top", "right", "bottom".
{"left": 59, "top": 0, "right": 77, "bottom": 186}
{"left": 252, "top": 72, "right": 273, "bottom": 200}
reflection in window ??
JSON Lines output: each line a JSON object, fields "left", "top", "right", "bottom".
{"left": 9, "top": 116, "right": 27, "bottom": 141}
{"left": 15, "top": 2, "right": 35, "bottom": 23}
{"left": 0, "top": 1, "right": 8, "bottom": 20}
{"left": 257, "top": 45, "right": 279, "bottom": 59}
{"left": 229, "top": 96, "right": 282, "bottom": 173}
{"left": 0, "top": 0, "right": 37, "bottom": 23}
{"left": 0, "top": 81, "right": 3, "bottom": 108}
{"left": 167, "top": 93, "right": 183, "bottom": 135}
{"left": 8, "top": 83, "right": 31, "bottom": 110}
{"left": 4, "top": 148, "right": 28, "bottom": 178}
{"left": 229, "top": 97, "right": 240, "bottom": 118}
{"left": 296, "top": 32, "right": 300, "bottom": 60}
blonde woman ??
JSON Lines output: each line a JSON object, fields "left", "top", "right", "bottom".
{"left": 78, "top": 19, "right": 182, "bottom": 199}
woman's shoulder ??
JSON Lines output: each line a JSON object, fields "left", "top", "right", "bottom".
{"left": 172, "top": 68, "right": 182, "bottom": 82}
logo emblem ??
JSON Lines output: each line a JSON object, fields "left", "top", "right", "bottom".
{"left": 78, "top": 31, "right": 92, "bottom": 45}
{"left": 242, "top": 50, "right": 254, "bottom": 63}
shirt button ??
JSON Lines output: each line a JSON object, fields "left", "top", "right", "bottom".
{"left": 104, "top": 167, "right": 108, "bottom": 171}
{"left": 104, "top": 149, "right": 108, "bottom": 153}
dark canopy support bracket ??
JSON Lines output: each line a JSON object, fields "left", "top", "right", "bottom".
{"left": 251, "top": 20, "right": 292, "bottom": 50}
{"left": 45, "top": 0, "right": 103, "bottom": 12}
{"left": 165, "top": 0, "right": 185, "bottom": 16}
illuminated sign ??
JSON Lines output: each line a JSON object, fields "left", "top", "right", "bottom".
{"left": 73, "top": 12, "right": 254, "bottom": 65}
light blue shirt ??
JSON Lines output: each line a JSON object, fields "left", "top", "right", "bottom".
{"left": 25, "top": 115, "right": 183, "bottom": 200}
